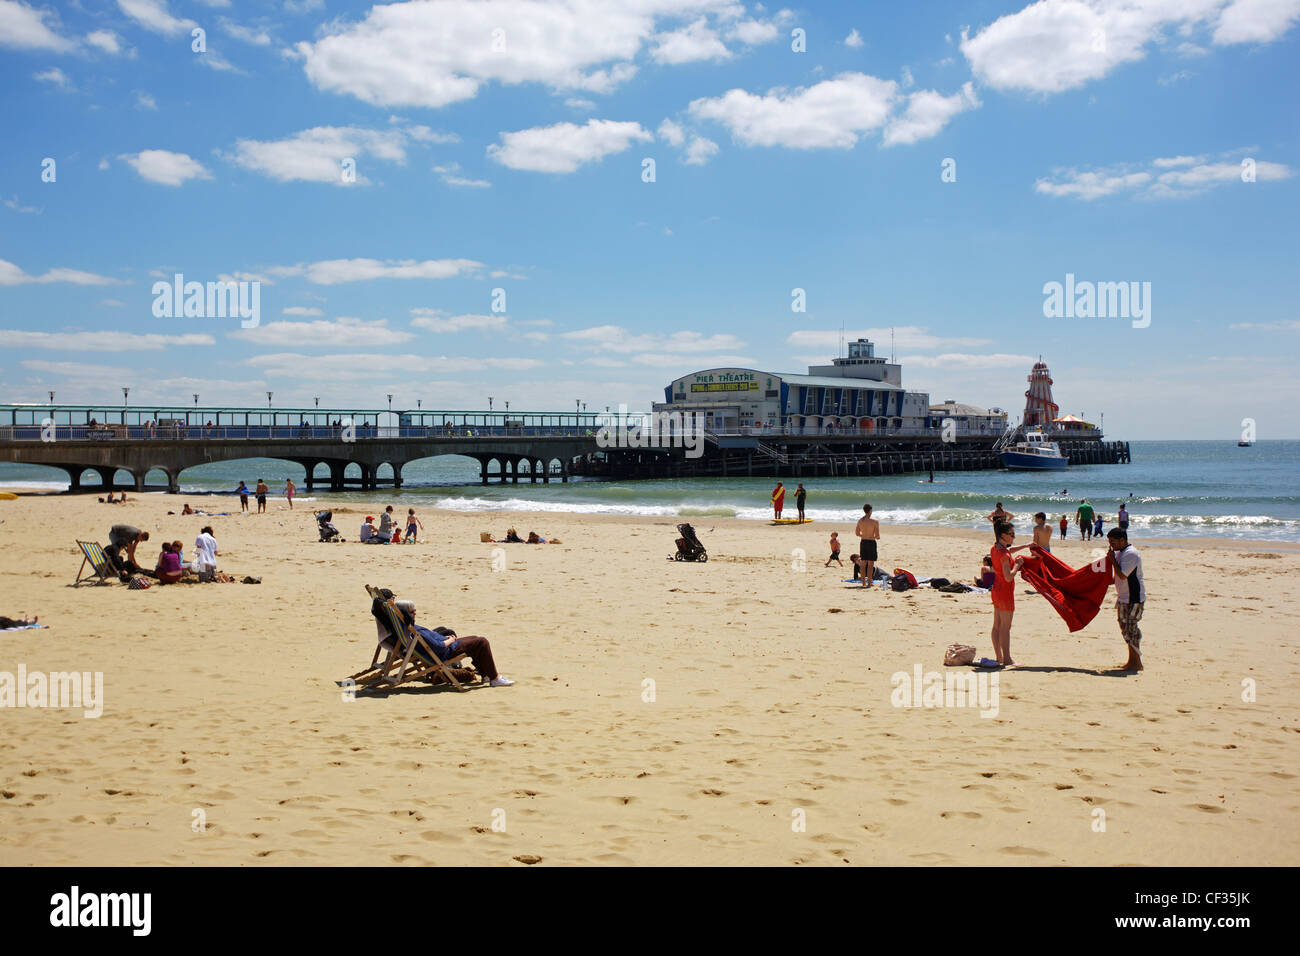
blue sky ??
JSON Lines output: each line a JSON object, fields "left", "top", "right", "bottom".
{"left": 2, "top": 0, "right": 1298, "bottom": 439}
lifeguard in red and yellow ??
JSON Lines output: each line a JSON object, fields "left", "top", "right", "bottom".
{"left": 771, "top": 482, "right": 785, "bottom": 520}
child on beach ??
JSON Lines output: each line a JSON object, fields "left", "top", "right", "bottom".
{"left": 825, "top": 531, "right": 842, "bottom": 567}
{"left": 284, "top": 478, "right": 296, "bottom": 510}
{"left": 989, "top": 520, "right": 1024, "bottom": 666}
{"left": 1059, "top": 514, "right": 1068, "bottom": 539}
{"left": 405, "top": 508, "right": 423, "bottom": 543}
{"left": 1032, "top": 512, "right": 1053, "bottom": 552}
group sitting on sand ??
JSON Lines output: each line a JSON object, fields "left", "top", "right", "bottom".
{"left": 103, "top": 522, "right": 228, "bottom": 584}
{"left": 486, "top": 527, "right": 559, "bottom": 544}
{"left": 359, "top": 506, "right": 424, "bottom": 544}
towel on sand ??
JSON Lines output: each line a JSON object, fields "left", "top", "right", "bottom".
{"left": 1018, "top": 545, "right": 1111, "bottom": 632}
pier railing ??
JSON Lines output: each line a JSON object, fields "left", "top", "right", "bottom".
{"left": 0, "top": 423, "right": 600, "bottom": 443}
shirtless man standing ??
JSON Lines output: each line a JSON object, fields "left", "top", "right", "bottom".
{"left": 1031, "top": 511, "right": 1053, "bottom": 552}
{"left": 854, "top": 504, "right": 880, "bottom": 588}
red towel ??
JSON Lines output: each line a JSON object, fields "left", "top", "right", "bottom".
{"left": 1018, "top": 545, "right": 1112, "bottom": 632}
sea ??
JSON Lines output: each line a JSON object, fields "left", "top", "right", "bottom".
{"left": 2, "top": 440, "right": 1297, "bottom": 543}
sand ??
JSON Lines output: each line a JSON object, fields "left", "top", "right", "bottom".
{"left": 1, "top": 490, "right": 1297, "bottom": 866}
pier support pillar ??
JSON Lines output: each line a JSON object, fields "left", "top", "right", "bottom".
{"left": 392, "top": 462, "right": 403, "bottom": 490}
{"left": 95, "top": 466, "right": 116, "bottom": 489}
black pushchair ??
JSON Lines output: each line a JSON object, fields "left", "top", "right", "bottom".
{"left": 317, "top": 510, "right": 342, "bottom": 542}
{"left": 674, "top": 522, "right": 708, "bottom": 562}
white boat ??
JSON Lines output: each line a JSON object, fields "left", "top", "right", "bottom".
{"left": 999, "top": 430, "right": 1068, "bottom": 470}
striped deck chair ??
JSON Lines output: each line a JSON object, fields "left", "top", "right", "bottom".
{"left": 341, "top": 586, "right": 475, "bottom": 692}
{"left": 73, "top": 540, "right": 119, "bottom": 587}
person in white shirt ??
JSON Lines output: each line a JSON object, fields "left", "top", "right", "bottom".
{"left": 194, "top": 526, "right": 218, "bottom": 582}
{"left": 360, "top": 517, "right": 378, "bottom": 543}
{"left": 1107, "top": 528, "right": 1145, "bottom": 671}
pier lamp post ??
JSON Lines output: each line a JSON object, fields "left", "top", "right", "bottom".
{"left": 387, "top": 394, "right": 393, "bottom": 412}
{"left": 267, "top": 391, "right": 273, "bottom": 408}
{"left": 122, "top": 387, "right": 130, "bottom": 406}
{"left": 416, "top": 399, "right": 422, "bottom": 410}
{"left": 504, "top": 401, "right": 509, "bottom": 412}
{"left": 314, "top": 397, "right": 319, "bottom": 408}
{"left": 488, "top": 396, "right": 494, "bottom": 411}
{"left": 193, "top": 394, "right": 199, "bottom": 408}
{"left": 48, "top": 391, "right": 54, "bottom": 404}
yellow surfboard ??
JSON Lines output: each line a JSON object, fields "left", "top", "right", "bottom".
{"left": 0, "top": 492, "right": 18, "bottom": 500}
{"left": 770, "top": 518, "right": 813, "bottom": 525}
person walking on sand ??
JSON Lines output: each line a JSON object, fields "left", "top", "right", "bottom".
{"left": 989, "top": 520, "right": 1024, "bottom": 666}
{"left": 1076, "top": 498, "right": 1095, "bottom": 540}
{"left": 794, "top": 483, "right": 807, "bottom": 522}
{"left": 405, "top": 508, "right": 423, "bottom": 543}
{"left": 284, "top": 478, "right": 296, "bottom": 510}
{"left": 1117, "top": 503, "right": 1130, "bottom": 532}
{"left": 255, "top": 478, "right": 268, "bottom": 514}
{"left": 236, "top": 481, "right": 249, "bottom": 513}
{"left": 1106, "top": 527, "right": 1145, "bottom": 671}
{"left": 825, "top": 531, "right": 842, "bottom": 568}
{"left": 771, "top": 482, "right": 785, "bottom": 520}
{"left": 854, "top": 504, "right": 880, "bottom": 588}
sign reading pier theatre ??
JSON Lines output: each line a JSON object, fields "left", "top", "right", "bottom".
{"left": 689, "top": 371, "right": 760, "bottom": 393}
{"left": 596, "top": 405, "right": 705, "bottom": 458}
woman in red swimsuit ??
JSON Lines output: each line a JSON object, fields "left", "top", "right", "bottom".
{"left": 989, "top": 521, "right": 1024, "bottom": 666}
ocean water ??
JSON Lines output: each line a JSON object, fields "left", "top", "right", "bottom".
{"left": 2, "top": 440, "right": 1297, "bottom": 542}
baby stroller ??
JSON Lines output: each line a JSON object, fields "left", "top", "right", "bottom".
{"left": 674, "top": 522, "right": 708, "bottom": 562}
{"left": 317, "top": 510, "right": 342, "bottom": 542}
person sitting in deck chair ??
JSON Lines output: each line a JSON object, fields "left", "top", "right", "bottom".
{"left": 393, "top": 599, "right": 514, "bottom": 687}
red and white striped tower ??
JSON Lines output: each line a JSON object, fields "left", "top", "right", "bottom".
{"left": 1022, "top": 359, "right": 1059, "bottom": 428}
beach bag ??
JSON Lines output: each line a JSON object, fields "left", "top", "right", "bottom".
{"left": 127, "top": 576, "right": 151, "bottom": 590}
{"left": 929, "top": 577, "right": 951, "bottom": 589}
{"left": 944, "top": 644, "right": 978, "bottom": 666}
{"left": 939, "top": 582, "right": 972, "bottom": 593}
{"left": 891, "top": 568, "right": 918, "bottom": 590}
{"left": 890, "top": 576, "right": 910, "bottom": 592}
{"left": 480, "top": 532, "right": 493, "bottom": 542}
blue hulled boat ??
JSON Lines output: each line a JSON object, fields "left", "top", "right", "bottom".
{"left": 999, "top": 430, "right": 1068, "bottom": 470}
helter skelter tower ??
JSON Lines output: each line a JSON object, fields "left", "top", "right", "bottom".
{"left": 1022, "top": 359, "right": 1059, "bottom": 429}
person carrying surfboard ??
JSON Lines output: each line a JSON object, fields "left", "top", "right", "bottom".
{"left": 771, "top": 482, "right": 785, "bottom": 520}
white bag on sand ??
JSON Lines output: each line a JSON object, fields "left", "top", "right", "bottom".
{"left": 944, "top": 644, "right": 977, "bottom": 666}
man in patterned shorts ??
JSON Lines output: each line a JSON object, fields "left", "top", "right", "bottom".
{"left": 1107, "top": 528, "right": 1145, "bottom": 671}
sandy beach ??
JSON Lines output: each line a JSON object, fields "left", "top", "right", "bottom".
{"left": 1, "top": 490, "right": 1297, "bottom": 866}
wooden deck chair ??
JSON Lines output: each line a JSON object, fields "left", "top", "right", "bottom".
{"left": 343, "top": 586, "right": 474, "bottom": 692}
{"left": 73, "top": 540, "right": 119, "bottom": 587}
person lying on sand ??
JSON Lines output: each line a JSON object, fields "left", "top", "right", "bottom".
{"left": 504, "top": 528, "right": 523, "bottom": 543}
{"left": 393, "top": 599, "right": 514, "bottom": 687}
{"left": 0, "top": 614, "right": 38, "bottom": 629}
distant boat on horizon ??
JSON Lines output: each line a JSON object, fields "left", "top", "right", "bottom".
{"left": 1238, "top": 440, "right": 1253, "bottom": 447}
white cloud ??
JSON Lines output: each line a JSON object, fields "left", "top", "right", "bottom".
{"left": 652, "top": 17, "right": 731, "bottom": 64}
{"left": 33, "top": 67, "right": 73, "bottom": 90}
{"left": 3, "top": 195, "right": 41, "bottom": 214}
{"left": 1227, "top": 319, "right": 1300, "bottom": 330}
{"left": 688, "top": 73, "right": 897, "bottom": 149}
{"left": 282, "top": 306, "right": 323, "bottom": 316}
{"left": 135, "top": 91, "right": 157, "bottom": 110}
{"left": 0, "top": 259, "right": 124, "bottom": 286}
{"left": 403, "top": 125, "right": 460, "bottom": 144}
{"left": 117, "top": 0, "right": 196, "bottom": 37}
{"left": 295, "top": 1, "right": 770, "bottom": 110}
{"left": 961, "top": 0, "right": 1300, "bottom": 96}
{"left": 561, "top": 325, "right": 746, "bottom": 354}
{"left": 684, "top": 135, "right": 719, "bottom": 165}
{"left": 900, "top": 352, "right": 1039, "bottom": 369}
{"left": 729, "top": 18, "right": 781, "bottom": 45}
{"left": 882, "top": 82, "right": 981, "bottom": 146}
{"left": 197, "top": 52, "right": 245, "bottom": 74}
{"left": 225, "top": 126, "right": 416, "bottom": 184}
{"left": 99, "top": 299, "right": 126, "bottom": 307}
{"left": 85, "top": 29, "right": 124, "bottom": 54}
{"left": 268, "top": 258, "right": 483, "bottom": 284}
{"left": 1214, "top": 0, "right": 1300, "bottom": 43}
{"left": 657, "top": 118, "right": 686, "bottom": 146}
{"left": 844, "top": 28, "right": 864, "bottom": 48}
{"left": 488, "top": 119, "right": 652, "bottom": 173}
{"left": 231, "top": 316, "right": 414, "bottom": 346}
{"left": 120, "top": 149, "right": 211, "bottom": 186}
{"left": 246, "top": 351, "right": 542, "bottom": 379}
{"left": 432, "top": 162, "right": 490, "bottom": 187}
{"left": 787, "top": 328, "right": 991, "bottom": 350}
{"left": 1, "top": 329, "right": 214, "bottom": 350}
{"left": 219, "top": 18, "right": 272, "bottom": 45}
{"left": 1036, "top": 151, "right": 1292, "bottom": 199}
{"left": 565, "top": 97, "right": 596, "bottom": 111}
{"left": 410, "top": 310, "right": 508, "bottom": 332}
{"left": 0, "top": 0, "right": 74, "bottom": 52}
